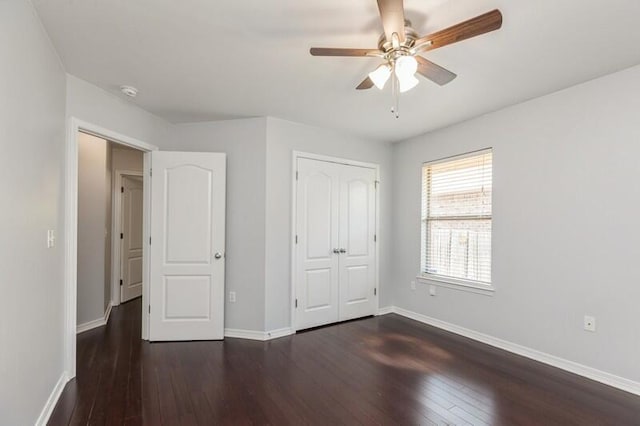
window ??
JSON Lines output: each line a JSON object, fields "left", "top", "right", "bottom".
{"left": 421, "top": 149, "right": 492, "bottom": 286}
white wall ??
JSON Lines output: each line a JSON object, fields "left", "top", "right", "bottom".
{"left": 0, "top": 1, "right": 67, "bottom": 424}
{"left": 77, "top": 132, "right": 109, "bottom": 325}
{"left": 166, "top": 118, "right": 268, "bottom": 331}
{"left": 112, "top": 146, "right": 144, "bottom": 172}
{"left": 66, "top": 74, "right": 171, "bottom": 148}
{"left": 391, "top": 64, "right": 640, "bottom": 383}
{"left": 265, "top": 118, "right": 393, "bottom": 331}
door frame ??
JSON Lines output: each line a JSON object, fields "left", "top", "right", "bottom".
{"left": 290, "top": 151, "right": 380, "bottom": 331}
{"left": 64, "top": 117, "right": 158, "bottom": 379}
{"left": 111, "top": 170, "right": 144, "bottom": 307}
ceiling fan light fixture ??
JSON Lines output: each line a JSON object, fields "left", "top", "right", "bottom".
{"left": 398, "top": 74, "right": 419, "bottom": 93}
{"left": 369, "top": 64, "right": 392, "bottom": 90}
{"left": 394, "top": 55, "right": 418, "bottom": 79}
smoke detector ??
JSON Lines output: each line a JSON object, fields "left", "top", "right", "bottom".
{"left": 120, "top": 85, "right": 138, "bottom": 98}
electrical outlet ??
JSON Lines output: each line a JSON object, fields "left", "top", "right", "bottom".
{"left": 229, "top": 291, "right": 236, "bottom": 303}
{"left": 47, "top": 230, "right": 55, "bottom": 248}
{"left": 429, "top": 285, "right": 437, "bottom": 296}
{"left": 410, "top": 281, "right": 416, "bottom": 290}
{"left": 584, "top": 315, "right": 596, "bottom": 332}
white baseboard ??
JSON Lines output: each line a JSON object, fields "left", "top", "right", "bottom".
{"left": 77, "top": 302, "right": 113, "bottom": 334}
{"left": 104, "top": 302, "right": 112, "bottom": 324}
{"left": 35, "top": 371, "right": 70, "bottom": 426}
{"left": 389, "top": 306, "right": 640, "bottom": 396}
{"left": 224, "top": 327, "right": 294, "bottom": 341}
{"left": 265, "top": 327, "right": 295, "bottom": 340}
{"left": 376, "top": 306, "right": 394, "bottom": 315}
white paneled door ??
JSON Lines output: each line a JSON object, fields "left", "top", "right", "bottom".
{"left": 295, "top": 157, "right": 377, "bottom": 330}
{"left": 149, "top": 152, "right": 226, "bottom": 341}
{"left": 338, "top": 164, "right": 377, "bottom": 322}
{"left": 121, "top": 175, "right": 144, "bottom": 302}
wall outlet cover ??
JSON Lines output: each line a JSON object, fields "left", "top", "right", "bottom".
{"left": 584, "top": 315, "right": 596, "bottom": 332}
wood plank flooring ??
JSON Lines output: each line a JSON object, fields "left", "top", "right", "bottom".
{"left": 49, "top": 299, "right": 640, "bottom": 425}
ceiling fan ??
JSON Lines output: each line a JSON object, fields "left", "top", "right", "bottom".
{"left": 310, "top": 0, "right": 503, "bottom": 117}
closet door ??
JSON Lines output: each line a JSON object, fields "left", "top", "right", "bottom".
{"left": 295, "top": 158, "right": 341, "bottom": 330}
{"left": 338, "top": 165, "right": 377, "bottom": 321}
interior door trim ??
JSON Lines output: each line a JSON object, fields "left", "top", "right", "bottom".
{"left": 64, "top": 117, "right": 158, "bottom": 380}
{"left": 290, "top": 151, "right": 380, "bottom": 331}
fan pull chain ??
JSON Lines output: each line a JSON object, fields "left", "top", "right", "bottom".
{"left": 390, "top": 66, "right": 400, "bottom": 118}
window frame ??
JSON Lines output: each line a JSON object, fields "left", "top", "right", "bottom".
{"left": 417, "top": 148, "right": 495, "bottom": 295}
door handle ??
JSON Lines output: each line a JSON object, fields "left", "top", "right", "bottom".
{"left": 332, "top": 249, "right": 340, "bottom": 254}
{"left": 214, "top": 252, "right": 223, "bottom": 259}
{"left": 339, "top": 248, "right": 346, "bottom": 254}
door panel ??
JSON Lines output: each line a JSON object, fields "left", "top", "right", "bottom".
{"left": 150, "top": 151, "right": 226, "bottom": 341}
{"left": 338, "top": 166, "right": 377, "bottom": 321}
{"left": 305, "top": 268, "right": 333, "bottom": 310}
{"left": 165, "top": 165, "right": 212, "bottom": 264}
{"left": 305, "top": 172, "right": 333, "bottom": 259}
{"left": 295, "top": 159, "right": 340, "bottom": 330}
{"left": 345, "top": 265, "right": 369, "bottom": 303}
{"left": 121, "top": 175, "right": 143, "bottom": 302}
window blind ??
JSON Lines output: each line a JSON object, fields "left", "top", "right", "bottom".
{"left": 421, "top": 149, "right": 492, "bottom": 283}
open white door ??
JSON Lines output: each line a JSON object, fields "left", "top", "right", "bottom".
{"left": 149, "top": 151, "right": 226, "bottom": 341}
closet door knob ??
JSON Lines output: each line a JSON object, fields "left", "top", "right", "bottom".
{"left": 333, "top": 249, "right": 340, "bottom": 254}
{"left": 339, "top": 248, "right": 346, "bottom": 254}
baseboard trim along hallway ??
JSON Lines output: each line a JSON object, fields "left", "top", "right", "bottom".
{"left": 76, "top": 302, "right": 113, "bottom": 334}
{"left": 35, "top": 372, "right": 69, "bottom": 426}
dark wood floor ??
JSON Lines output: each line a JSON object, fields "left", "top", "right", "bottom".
{"left": 49, "top": 299, "right": 640, "bottom": 425}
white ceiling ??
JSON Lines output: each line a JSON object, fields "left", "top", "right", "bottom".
{"left": 34, "top": 0, "right": 640, "bottom": 142}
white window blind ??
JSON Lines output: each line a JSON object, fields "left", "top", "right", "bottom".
{"left": 421, "top": 149, "right": 492, "bottom": 284}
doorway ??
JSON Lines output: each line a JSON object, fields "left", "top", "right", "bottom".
{"left": 76, "top": 134, "right": 145, "bottom": 335}
{"left": 292, "top": 152, "right": 380, "bottom": 331}
{"left": 65, "top": 119, "right": 157, "bottom": 379}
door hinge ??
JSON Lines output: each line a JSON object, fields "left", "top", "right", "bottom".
{"left": 121, "top": 186, "right": 124, "bottom": 193}
{"left": 119, "top": 279, "right": 123, "bottom": 286}
{"left": 120, "top": 232, "right": 123, "bottom": 239}
{"left": 150, "top": 168, "right": 152, "bottom": 177}
{"left": 149, "top": 236, "right": 152, "bottom": 245}
{"left": 295, "top": 299, "right": 298, "bottom": 308}
{"left": 148, "top": 305, "right": 151, "bottom": 314}
{"left": 295, "top": 171, "right": 298, "bottom": 180}
{"left": 295, "top": 235, "right": 298, "bottom": 244}
{"left": 374, "top": 234, "right": 377, "bottom": 242}
{"left": 374, "top": 288, "right": 377, "bottom": 296}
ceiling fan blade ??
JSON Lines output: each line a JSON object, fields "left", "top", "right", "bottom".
{"left": 310, "top": 47, "right": 381, "bottom": 57}
{"left": 377, "top": 0, "right": 406, "bottom": 43}
{"left": 356, "top": 76, "right": 375, "bottom": 90}
{"left": 412, "top": 9, "right": 502, "bottom": 54}
{"left": 415, "top": 56, "right": 457, "bottom": 86}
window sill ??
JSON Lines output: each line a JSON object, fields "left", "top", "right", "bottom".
{"left": 416, "top": 274, "right": 495, "bottom": 296}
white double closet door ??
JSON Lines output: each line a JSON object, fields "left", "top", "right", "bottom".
{"left": 295, "top": 157, "right": 378, "bottom": 330}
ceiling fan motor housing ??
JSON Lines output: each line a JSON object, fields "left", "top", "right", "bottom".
{"left": 378, "top": 20, "right": 419, "bottom": 57}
